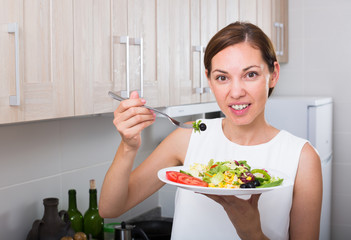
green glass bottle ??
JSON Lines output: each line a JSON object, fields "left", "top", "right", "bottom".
{"left": 84, "top": 179, "right": 104, "bottom": 240}
{"left": 67, "top": 189, "right": 84, "bottom": 233}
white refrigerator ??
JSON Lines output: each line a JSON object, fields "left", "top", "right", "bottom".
{"left": 265, "top": 96, "right": 333, "bottom": 240}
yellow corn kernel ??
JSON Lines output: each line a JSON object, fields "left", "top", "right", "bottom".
{"left": 209, "top": 183, "right": 215, "bottom": 188}
{"left": 238, "top": 179, "right": 243, "bottom": 184}
{"left": 246, "top": 176, "right": 252, "bottom": 181}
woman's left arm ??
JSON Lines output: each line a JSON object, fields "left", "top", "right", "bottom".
{"left": 290, "top": 142, "right": 323, "bottom": 239}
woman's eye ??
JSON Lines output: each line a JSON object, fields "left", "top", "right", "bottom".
{"left": 216, "top": 75, "right": 227, "bottom": 81}
{"left": 246, "top": 72, "right": 258, "bottom": 79}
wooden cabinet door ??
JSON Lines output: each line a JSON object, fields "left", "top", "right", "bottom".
{"left": 23, "top": 0, "right": 75, "bottom": 121}
{"left": 157, "top": 0, "right": 195, "bottom": 107}
{"left": 218, "top": 0, "right": 240, "bottom": 30}
{"left": 73, "top": 0, "right": 113, "bottom": 115}
{"left": 113, "top": 0, "right": 160, "bottom": 107}
{"left": 0, "top": 0, "right": 74, "bottom": 124}
{"left": 239, "top": 0, "right": 257, "bottom": 24}
{"left": 0, "top": 0, "right": 22, "bottom": 124}
{"left": 272, "top": 0, "right": 288, "bottom": 63}
{"left": 257, "top": 0, "right": 272, "bottom": 37}
{"left": 195, "top": 0, "right": 219, "bottom": 103}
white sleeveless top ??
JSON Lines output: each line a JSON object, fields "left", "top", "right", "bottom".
{"left": 171, "top": 118, "right": 308, "bottom": 240}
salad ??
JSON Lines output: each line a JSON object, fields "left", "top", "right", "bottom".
{"left": 166, "top": 159, "right": 284, "bottom": 189}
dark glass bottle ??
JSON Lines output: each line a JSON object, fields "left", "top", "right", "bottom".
{"left": 26, "top": 198, "right": 75, "bottom": 240}
{"left": 84, "top": 179, "right": 104, "bottom": 240}
{"left": 67, "top": 189, "right": 84, "bottom": 233}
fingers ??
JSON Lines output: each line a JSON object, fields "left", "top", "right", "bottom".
{"left": 115, "top": 92, "right": 146, "bottom": 115}
{"left": 115, "top": 106, "right": 154, "bottom": 128}
{"left": 203, "top": 194, "right": 224, "bottom": 204}
{"left": 203, "top": 193, "right": 261, "bottom": 208}
{"left": 249, "top": 193, "right": 261, "bottom": 208}
{"left": 113, "top": 91, "right": 155, "bottom": 141}
{"left": 129, "top": 91, "right": 140, "bottom": 99}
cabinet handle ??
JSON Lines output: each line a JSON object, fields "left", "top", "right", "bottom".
{"left": 115, "top": 36, "right": 130, "bottom": 98}
{"left": 274, "top": 22, "right": 281, "bottom": 56}
{"left": 8, "top": 23, "right": 20, "bottom": 106}
{"left": 114, "top": 36, "right": 144, "bottom": 98}
{"left": 280, "top": 23, "right": 284, "bottom": 56}
{"left": 192, "top": 45, "right": 210, "bottom": 94}
{"left": 130, "top": 37, "right": 144, "bottom": 98}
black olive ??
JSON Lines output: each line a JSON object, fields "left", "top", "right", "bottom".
{"left": 199, "top": 123, "right": 207, "bottom": 131}
{"left": 253, "top": 180, "right": 261, "bottom": 187}
{"left": 240, "top": 183, "right": 248, "bottom": 188}
{"left": 246, "top": 182, "right": 256, "bottom": 188}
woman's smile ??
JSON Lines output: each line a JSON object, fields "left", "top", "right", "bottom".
{"left": 230, "top": 103, "right": 251, "bottom": 115}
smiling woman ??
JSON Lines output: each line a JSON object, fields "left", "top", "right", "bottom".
{"left": 99, "top": 21, "right": 322, "bottom": 240}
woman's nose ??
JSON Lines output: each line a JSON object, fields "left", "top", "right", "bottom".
{"left": 230, "top": 79, "right": 246, "bottom": 99}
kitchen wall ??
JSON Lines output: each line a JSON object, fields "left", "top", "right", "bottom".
{"left": 273, "top": 0, "right": 351, "bottom": 239}
{"left": 0, "top": 114, "right": 179, "bottom": 239}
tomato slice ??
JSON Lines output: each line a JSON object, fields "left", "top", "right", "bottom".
{"left": 166, "top": 171, "right": 187, "bottom": 182}
{"left": 177, "top": 175, "right": 208, "bottom": 187}
{"left": 210, "top": 164, "right": 218, "bottom": 169}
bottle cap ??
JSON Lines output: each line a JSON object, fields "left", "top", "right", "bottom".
{"left": 90, "top": 179, "right": 96, "bottom": 189}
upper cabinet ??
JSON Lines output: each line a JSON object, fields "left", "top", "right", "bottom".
{"left": 239, "top": 0, "right": 289, "bottom": 63}
{"left": 73, "top": 0, "right": 160, "bottom": 114}
{"left": 0, "top": 0, "right": 288, "bottom": 124}
{"left": 73, "top": 0, "right": 113, "bottom": 115}
{"left": 0, "top": 0, "right": 74, "bottom": 124}
{"left": 257, "top": 0, "right": 289, "bottom": 63}
{"left": 112, "top": 0, "right": 161, "bottom": 108}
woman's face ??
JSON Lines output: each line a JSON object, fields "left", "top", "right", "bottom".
{"left": 207, "top": 42, "right": 279, "bottom": 127}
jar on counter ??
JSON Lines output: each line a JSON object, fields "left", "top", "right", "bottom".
{"left": 104, "top": 223, "right": 121, "bottom": 240}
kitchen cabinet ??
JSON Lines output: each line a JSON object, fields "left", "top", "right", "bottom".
{"left": 112, "top": 0, "right": 161, "bottom": 108}
{"left": 239, "top": 0, "right": 289, "bottom": 63}
{"left": 157, "top": 0, "right": 240, "bottom": 107}
{"left": 239, "top": 0, "right": 257, "bottom": 24}
{"left": 73, "top": 0, "right": 161, "bottom": 115}
{"left": 0, "top": 0, "right": 75, "bottom": 124}
{"left": 73, "top": 0, "right": 113, "bottom": 115}
{"left": 271, "top": 0, "right": 288, "bottom": 63}
{"left": 0, "top": 0, "right": 288, "bottom": 125}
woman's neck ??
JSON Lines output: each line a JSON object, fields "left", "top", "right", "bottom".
{"left": 221, "top": 117, "right": 279, "bottom": 146}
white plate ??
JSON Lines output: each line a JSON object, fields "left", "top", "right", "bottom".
{"left": 158, "top": 166, "right": 293, "bottom": 195}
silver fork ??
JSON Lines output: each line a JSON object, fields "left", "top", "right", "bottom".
{"left": 108, "top": 91, "right": 194, "bottom": 129}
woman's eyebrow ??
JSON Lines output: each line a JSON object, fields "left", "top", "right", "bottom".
{"left": 212, "top": 69, "right": 228, "bottom": 74}
{"left": 243, "top": 65, "right": 261, "bottom": 71}
{"left": 212, "top": 65, "right": 261, "bottom": 74}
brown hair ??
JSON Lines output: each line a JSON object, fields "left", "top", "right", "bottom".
{"left": 204, "top": 21, "right": 277, "bottom": 97}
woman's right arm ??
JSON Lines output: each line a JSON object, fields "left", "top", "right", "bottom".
{"left": 98, "top": 91, "right": 155, "bottom": 217}
{"left": 99, "top": 91, "right": 190, "bottom": 218}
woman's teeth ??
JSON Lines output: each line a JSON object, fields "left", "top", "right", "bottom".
{"left": 231, "top": 104, "right": 249, "bottom": 110}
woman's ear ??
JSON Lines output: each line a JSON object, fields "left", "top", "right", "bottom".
{"left": 269, "top": 61, "right": 280, "bottom": 88}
